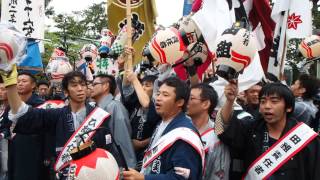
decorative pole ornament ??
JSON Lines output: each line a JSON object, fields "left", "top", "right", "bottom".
{"left": 298, "top": 35, "right": 320, "bottom": 59}
{"left": 80, "top": 44, "right": 98, "bottom": 62}
{"left": 214, "top": 25, "right": 257, "bottom": 81}
{"left": 0, "top": 23, "right": 27, "bottom": 73}
{"left": 67, "top": 141, "right": 120, "bottom": 180}
{"left": 297, "top": 35, "right": 320, "bottom": 74}
{"left": 148, "top": 27, "right": 186, "bottom": 65}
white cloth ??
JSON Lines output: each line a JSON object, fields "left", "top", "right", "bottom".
{"left": 8, "top": 102, "right": 29, "bottom": 123}
{"left": 71, "top": 107, "right": 86, "bottom": 130}
{"left": 150, "top": 119, "right": 172, "bottom": 148}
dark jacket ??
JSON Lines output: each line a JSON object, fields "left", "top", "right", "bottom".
{"left": 219, "top": 110, "right": 320, "bottom": 180}
{"left": 144, "top": 113, "right": 203, "bottom": 180}
{"left": 12, "top": 103, "right": 130, "bottom": 177}
{"left": 122, "top": 87, "right": 161, "bottom": 166}
{"left": 8, "top": 93, "right": 45, "bottom": 180}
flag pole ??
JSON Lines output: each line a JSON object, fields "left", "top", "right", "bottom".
{"left": 278, "top": 10, "right": 289, "bottom": 79}
{"left": 125, "top": 0, "right": 133, "bottom": 70}
{"left": 278, "top": 34, "right": 287, "bottom": 79}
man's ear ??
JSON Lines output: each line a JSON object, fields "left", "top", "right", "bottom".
{"left": 176, "top": 99, "right": 185, "bottom": 109}
{"left": 103, "top": 82, "right": 110, "bottom": 92}
{"left": 286, "top": 107, "right": 293, "bottom": 113}
{"left": 64, "top": 90, "right": 69, "bottom": 97}
{"left": 202, "top": 100, "right": 210, "bottom": 110}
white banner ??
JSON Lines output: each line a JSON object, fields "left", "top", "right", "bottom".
{"left": 54, "top": 107, "right": 110, "bottom": 172}
{"left": 141, "top": 127, "right": 205, "bottom": 171}
{"left": 201, "top": 128, "right": 220, "bottom": 152}
{"left": 244, "top": 122, "right": 318, "bottom": 180}
{"left": 1, "top": 0, "right": 45, "bottom": 40}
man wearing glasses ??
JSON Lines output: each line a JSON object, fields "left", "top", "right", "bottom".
{"left": 91, "top": 74, "right": 136, "bottom": 168}
{"left": 187, "top": 83, "right": 230, "bottom": 180}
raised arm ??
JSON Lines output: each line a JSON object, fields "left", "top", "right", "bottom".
{"left": 221, "top": 80, "right": 238, "bottom": 123}
{"left": 1, "top": 65, "right": 24, "bottom": 114}
{"left": 126, "top": 70, "right": 150, "bottom": 108}
{"left": 215, "top": 80, "right": 238, "bottom": 135}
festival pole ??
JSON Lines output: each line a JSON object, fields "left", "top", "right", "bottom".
{"left": 125, "top": 0, "right": 133, "bottom": 70}
{"left": 278, "top": 10, "right": 289, "bottom": 80}
{"left": 278, "top": 34, "right": 287, "bottom": 79}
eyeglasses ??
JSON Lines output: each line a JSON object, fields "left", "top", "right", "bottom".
{"left": 92, "top": 82, "right": 104, "bottom": 86}
{"left": 189, "top": 97, "right": 203, "bottom": 101}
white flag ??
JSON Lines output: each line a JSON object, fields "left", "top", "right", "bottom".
{"left": 286, "top": 0, "right": 312, "bottom": 39}
{"left": 191, "top": 0, "right": 236, "bottom": 52}
{"left": 267, "top": 0, "right": 312, "bottom": 77}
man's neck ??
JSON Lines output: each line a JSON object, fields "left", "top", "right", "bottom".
{"left": 267, "top": 118, "right": 287, "bottom": 140}
{"left": 191, "top": 113, "right": 210, "bottom": 133}
{"left": 162, "top": 110, "right": 182, "bottom": 122}
{"left": 20, "top": 92, "right": 32, "bottom": 102}
{"left": 95, "top": 92, "right": 110, "bottom": 104}
{"left": 69, "top": 100, "right": 86, "bottom": 113}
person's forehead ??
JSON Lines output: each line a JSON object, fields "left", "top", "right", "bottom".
{"left": 18, "top": 74, "right": 32, "bottom": 80}
{"left": 190, "top": 88, "right": 202, "bottom": 96}
{"left": 0, "top": 83, "right": 5, "bottom": 88}
{"left": 70, "top": 77, "right": 85, "bottom": 83}
{"left": 93, "top": 76, "right": 100, "bottom": 81}
{"left": 248, "top": 85, "right": 262, "bottom": 91}
{"left": 159, "top": 84, "right": 175, "bottom": 93}
{"left": 261, "top": 94, "right": 282, "bottom": 99}
{"left": 39, "top": 84, "right": 49, "bottom": 88}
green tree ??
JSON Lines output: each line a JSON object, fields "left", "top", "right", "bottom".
{"left": 77, "top": 2, "right": 108, "bottom": 39}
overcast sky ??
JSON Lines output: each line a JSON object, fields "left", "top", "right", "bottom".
{"left": 48, "top": 0, "right": 184, "bottom": 27}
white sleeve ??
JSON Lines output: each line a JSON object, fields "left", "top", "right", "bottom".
{"left": 8, "top": 102, "right": 30, "bottom": 123}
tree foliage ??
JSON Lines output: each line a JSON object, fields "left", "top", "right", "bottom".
{"left": 42, "top": 2, "right": 107, "bottom": 66}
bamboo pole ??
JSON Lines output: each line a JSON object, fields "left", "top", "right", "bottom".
{"left": 279, "top": 34, "right": 287, "bottom": 79}
{"left": 278, "top": 10, "right": 289, "bottom": 80}
{"left": 125, "top": 0, "right": 133, "bottom": 70}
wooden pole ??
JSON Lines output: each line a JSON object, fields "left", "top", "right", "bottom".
{"left": 279, "top": 34, "right": 287, "bottom": 79}
{"left": 125, "top": 0, "right": 133, "bottom": 70}
{"left": 278, "top": 10, "right": 289, "bottom": 80}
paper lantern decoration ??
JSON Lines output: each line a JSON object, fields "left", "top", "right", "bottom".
{"left": 186, "top": 41, "right": 210, "bottom": 65}
{"left": 46, "top": 56, "right": 73, "bottom": 83}
{"left": 80, "top": 44, "right": 98, "bottom": 62}
{"left": 177, "top": 15, "right": 202, "bottom": 46}
{"left": 149, "top": 27, "right": 186, "bottom": 65}
{"left": 0, "top": 23, "right": 27, "bottom": 73}
{"left": 68, "top": 141, "right": 120, "bottom": 180}
{"left": 214, "top": 26, "right": 257, "bottom": 81}
{"left": 50, "top": 47, "right": 67, "bottom": 61}
{"left": 100, "top": 28, "right": 114, "bottom": 48}
{"left": 76, "top": 59, "right": 94, "bottom": 81}
{"left": 298, "top": 35, "right": 320, "bottom": 59}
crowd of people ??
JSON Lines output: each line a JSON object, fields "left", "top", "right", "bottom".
{"left": 0, "top": 42, "right": 318, "bottom": 180}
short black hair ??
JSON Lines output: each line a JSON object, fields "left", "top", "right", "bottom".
{"left": 298, "top": 74, "right": 320, "bottom": 100}
{"left": 161, "top": 77, "right": 190, "bottom": 112}
{"left": 18, "top": 71, "right": 36, "bottom": 83}
{"left": 95, "top": 74, "right": 117, "bottom": 95}
{"left": 37, "top": 80, "right": 50, "bottom": 88}
{"left": 141, "top": 75, "right": 157, "bottom": 84}
{"left": 259, "top": 83, "right": 295, "bottom": 115}
{"left": 265, "top": 72, "right": 280, "bottom": 83}
{"left": 191, "top": 83, "right": 218, "bottom": 115}
{"left": 61, "top": 71, "right": 87, "bottom": 91}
